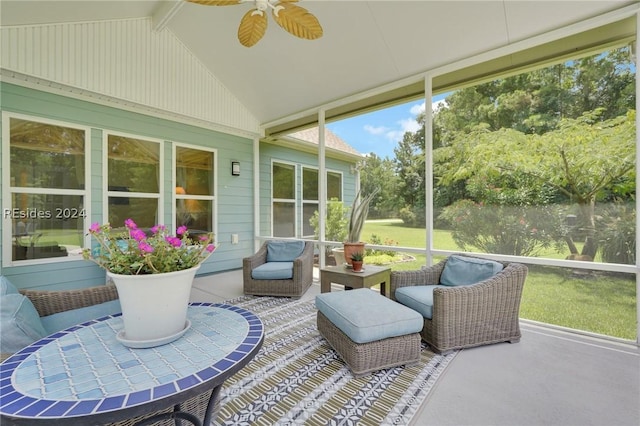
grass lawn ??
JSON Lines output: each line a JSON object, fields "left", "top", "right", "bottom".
{"left": 361, "top": 220, "right": 637, "bottom": 341}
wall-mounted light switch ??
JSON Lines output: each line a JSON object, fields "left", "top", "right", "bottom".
{"left": 231, "top": 234, "right": 239, "bottom": 244}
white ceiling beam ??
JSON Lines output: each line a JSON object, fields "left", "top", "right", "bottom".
{"left": 152, "top": 0, "right": 184, "bottom": 32}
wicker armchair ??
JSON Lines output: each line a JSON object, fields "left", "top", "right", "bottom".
{"left": 390, "top": 255, "right": 528, "bottom": 354}
{"left": 243, "top": 241, "right": 314, "bottom": 298}
{"left": 1, "top": 284, "right": 120, "bottom": 362}
{"left": 1, "top": 284, "right": 219, "bottom": 425}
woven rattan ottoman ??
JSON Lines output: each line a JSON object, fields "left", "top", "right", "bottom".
{"left": 315, "top": 288, "right": 423, "bottom": 377}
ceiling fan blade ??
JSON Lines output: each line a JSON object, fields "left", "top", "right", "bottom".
{"left": 272, "top": 2, "right": 323, "bottom": 41}
{"left": 238, "top": 9, "right": 267, "bottom": 47}
{"left": 186, "top": 0, "right": 242, "bottom": 5}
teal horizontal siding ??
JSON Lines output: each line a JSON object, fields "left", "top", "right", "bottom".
{"left": 1, "top": 82, "right": 254, "bottom": 290}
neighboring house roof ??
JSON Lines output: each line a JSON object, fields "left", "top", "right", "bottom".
{"left": 288, "top": 127, "right": 361, "bottom": 157}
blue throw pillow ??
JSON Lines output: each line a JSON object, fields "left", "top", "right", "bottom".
{"left": 266, "top": 241, "right": 305, "bottom": 262}
{"left": 440, "top": 255, "right": 504, "bottom": 286}
{"left": 0, "top": 293, "right": 48, "bottom": 354}
{"left": 0, "top": 276, "right": 20, "bottom": 295}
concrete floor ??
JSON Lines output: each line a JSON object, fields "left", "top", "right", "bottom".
{"left": 191, "top": 269, "right": 640, "bottom": 426}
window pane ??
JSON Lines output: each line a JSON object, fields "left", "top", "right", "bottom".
{"left": 10, "top": 118, "right": 85, "bottom": 190}
{"left": 9, "top": 193, "right": 85, "bottom": 261}
{"left": 108, "top": 197, "right": 158, "bottom": 228}
{"left": 303, "top": 202, "right": 318, "bottom": 237}
{"left": 176, "top": 199, "right": 212, "bottom": 232}
{"left": 108, "top": 135, "right": 159, "bottom": 194}
{"left": 327, "top": 171, "right": 342, "bottom": 201}
{"left": 273, "top": 202, "right": 295, "bottom": 237}
{"left": 176, "top": 147, "right": 213, "bottom": 196}
{"left": 303, "top": 168, "right": 318, "bottom": 200}
{"left": 273, "top": 163, "right": 295, "bottom": 199}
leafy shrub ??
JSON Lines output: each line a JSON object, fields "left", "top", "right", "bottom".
{"left": 309, "top": 199, "right": 348, "bottom": 255}
{"left": 598, "top": 204, "right": 635, "bottom": 264}
{"left": 366, "top": 234, "right": 399, "bottom": 256}
{"left": 439, "top": 199, "right": 559, "bottom": 256}
{"left": 399, "top": 206, "right": 425, "bottom": 227}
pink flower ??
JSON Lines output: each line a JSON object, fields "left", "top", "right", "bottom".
{"left": 130, "top": 229, "right": 146, "bottom": 242}
{"left": 89, "top": 222, "right": 101, "bottom": 233}
{"left": 151, "top": 225, "right": 166, "bottom": 234}
{"left": 124, "top": 218, "right": 137, "bottom": 229}
{"left": 138, "top": 242, "right": 154, "bottom": 253}
{"left": 166, "top": 236, "right": 182, "bottom": 248}
{"left": 206, "top": 244, "right": 215, "bottom": 253}
{"left": 199, "top": 235, "right": 208, "bottom": 241}
{"left": 177, "top": 225, "right": 187, "bottom": 235}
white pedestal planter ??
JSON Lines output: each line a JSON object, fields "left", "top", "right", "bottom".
{"left": 108, "top": 265, "right": 199, "bottom": 348}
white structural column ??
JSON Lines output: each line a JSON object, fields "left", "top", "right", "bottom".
{"left": 424, "top": 74, "right": 434, "bottom": 267}
{"left": 253, "top": 136, "right": 261, "bottom": 252}
{"left": 635, "top": 12, "right": 640, "bottom": 345}
{"left": 318, "top": 109, "right": 327, "bottom": 268}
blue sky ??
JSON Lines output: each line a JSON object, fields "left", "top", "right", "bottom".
{"left": 327, "top": 93, "right": 448, "bottom": 159}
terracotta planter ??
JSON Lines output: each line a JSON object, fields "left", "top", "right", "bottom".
{"left": 343, "top": 242, "right": 365, "bottom": 266}
{"left": 108, "top": 265, "right": 199, "bottom": 347}
{"left": 351, "top": 260, "right": 364, "bottom": 272}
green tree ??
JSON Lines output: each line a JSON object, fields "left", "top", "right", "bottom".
{"left": 359, "top": 153, "right": 398, "bottom": 218}
{"left": 438, "top": 109, "right": 635, "bottom": 259}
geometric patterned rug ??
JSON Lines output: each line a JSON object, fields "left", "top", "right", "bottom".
{"left": 212, "top": 296, "right": 457, "bottom": 425}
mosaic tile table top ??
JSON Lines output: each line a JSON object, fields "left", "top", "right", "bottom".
{"left": 0, "top": 303, "right": 264, "bottom": 424}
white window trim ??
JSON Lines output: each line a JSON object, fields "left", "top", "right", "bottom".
{"left": 2, "top": 112, "right": 91, "bottom": 266}
{"left": 102, "top": 130, "right": 164, "bottom": 225}
{"left": 172, "top": 142, "right": 218, "bottom": 243}
{"left": 301, "top": 166, "right": 344, "bottom": 238}
{"left": 271, "top": 160, "right": 297, "bottom": 238}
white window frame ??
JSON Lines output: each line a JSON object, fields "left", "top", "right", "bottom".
{"left": 271, "top": 160, "right": 298, "bottom": 238}
{"left": 102, "top": 130, "right": 164, "bottom": 225}
{"left": 172, "top": 142, "right": 218, "bottom": 242}
{"left": 301, "top": 166, "right": 344, "bottom": 238}
{"left": 2, "top": 112, "right": 91, "bottom": 266}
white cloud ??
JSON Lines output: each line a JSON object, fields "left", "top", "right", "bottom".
{"left": 385, "top": 130, "right": 405, "bottom": 142}
{"left": 363, "top": 124, "right": 388, "bottom": 135}
{"left": 411, "top": 102, "right": 425, "bottom": 115}
{"left": 399, "top": 117, "right": 420, "bottom": 133}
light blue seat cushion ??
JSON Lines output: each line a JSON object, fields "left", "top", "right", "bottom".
{"left": 315, "top": 288, "right": 423, "bottom": 344}
{"left": 0, "top": 293, "right": 48, "bottom": 354}
{"left": 395, "top": 285, "right": 446, "bottom": 319}
{"left": 266, "top": 240, "right": 305, "bottom": 262}
{"left": 41, "top": 299, "right": 122, "bottom": 335}
{"left": 440, "top": 255, "right": 504, "bottom": 286}
{"left": 251, "top": 262, "right": 294, "bottom": 280}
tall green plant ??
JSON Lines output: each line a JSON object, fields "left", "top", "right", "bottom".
{"left": 309, "top": 198, "right": 349, "bottom": 244}
{"left": 347, "top": 188, "right": 379, "bottom": 243}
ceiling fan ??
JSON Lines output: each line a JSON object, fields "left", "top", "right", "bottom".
{"left": 186, "top": 0, "right": 323, "bottom": 48}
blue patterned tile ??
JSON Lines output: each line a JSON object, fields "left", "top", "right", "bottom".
{"left": 98, "top": 395, "right": 125, "bottom": 411}
{"left": 2, "top": 396, "right": 38, "bottom": 414}
{"left": 1, "top": 304, "right": 263, "bottom": 420}
{"left": 152, "top": 383, "right": 176, "bottom": 398}
{"left": 41, "top": 400, "right": 75, "bottom": 416}
{"left": 67, "top": 400, "right": 99, "bottom": 415}
{"left": 125, "top": 389, "right": 151, "bottom": 406}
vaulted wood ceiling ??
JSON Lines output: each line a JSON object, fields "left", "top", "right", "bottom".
{"left": 1, "top": 1, "right": 636, "bottom": 131}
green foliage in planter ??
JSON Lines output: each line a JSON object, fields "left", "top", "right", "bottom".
{"left": 347, "top": 188, "right": 379, "bottom": 243}
{"left": 350, "top": 251, "right": 364, "bottom": 261}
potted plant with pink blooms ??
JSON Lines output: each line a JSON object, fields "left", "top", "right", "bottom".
{"left": 83, "top": 219, "right": 216, "bottom": 347}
